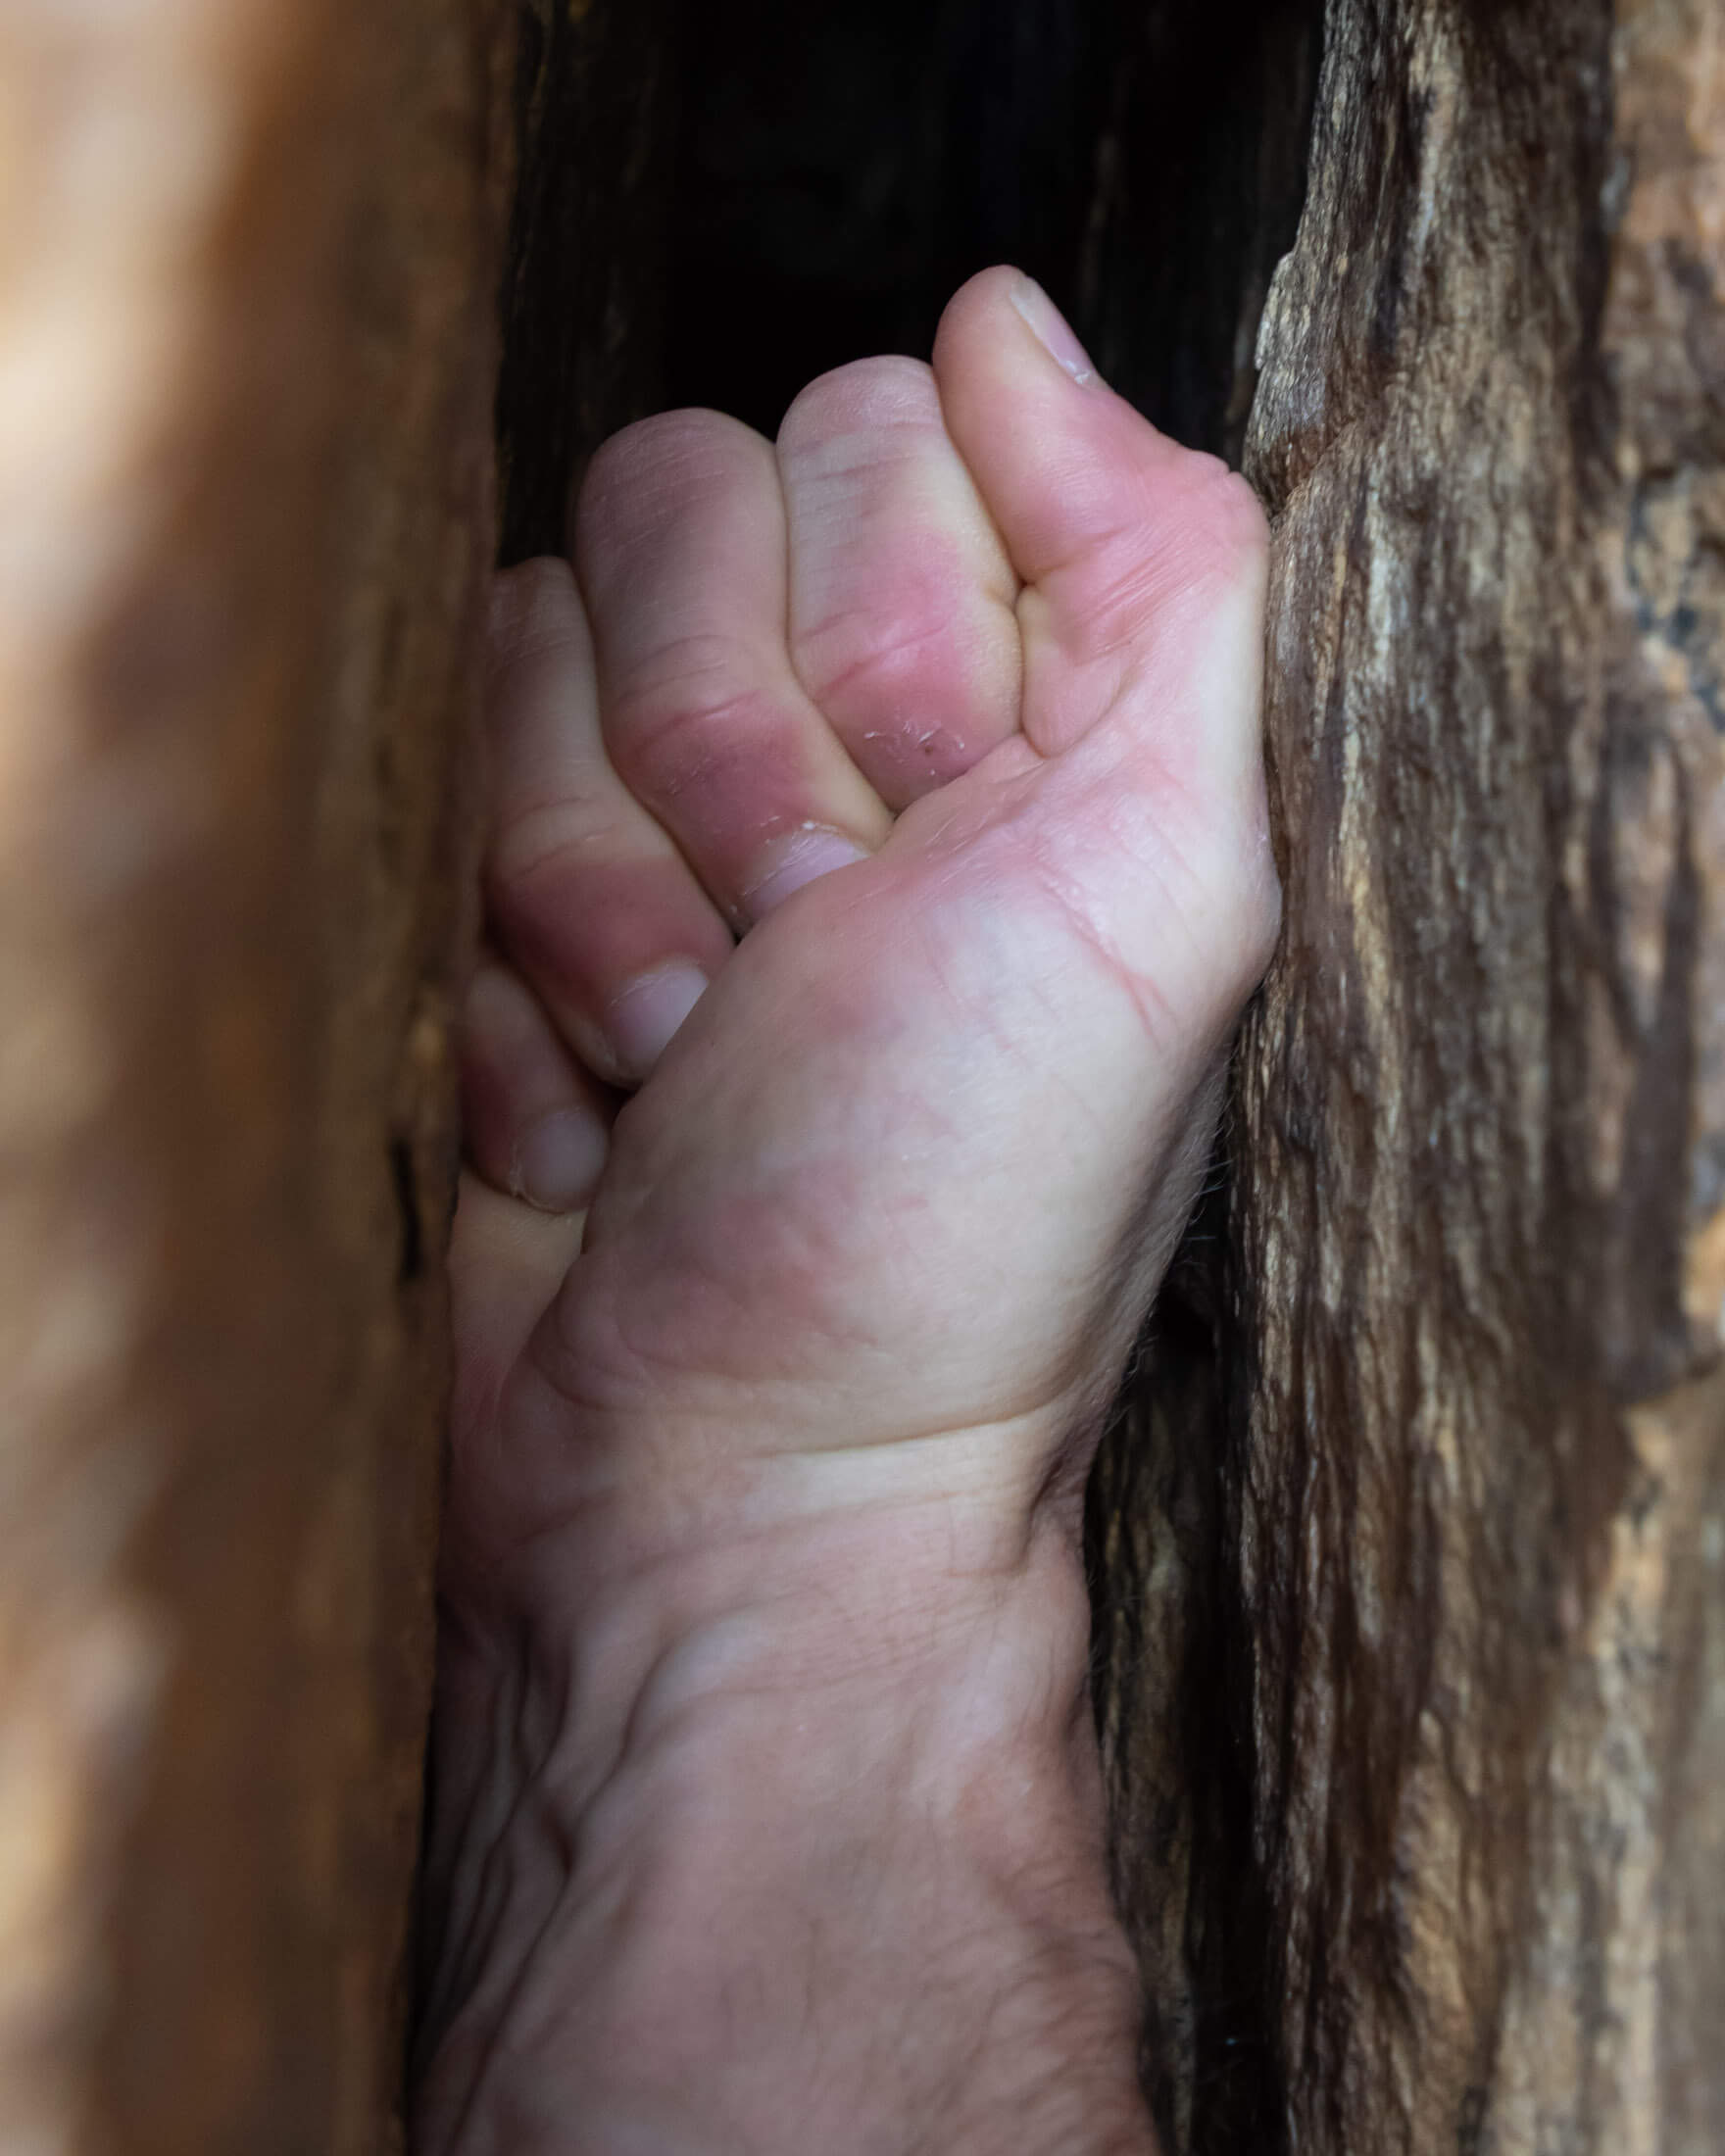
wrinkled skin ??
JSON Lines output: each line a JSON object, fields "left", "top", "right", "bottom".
{"left": 413, "top": 267, "right": 1276, "bottom": 2156}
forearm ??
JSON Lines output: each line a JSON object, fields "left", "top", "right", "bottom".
{"left": 417, "top": 1474, "right": 1155, "bottom": 2156}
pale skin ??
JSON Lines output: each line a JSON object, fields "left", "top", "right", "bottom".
{"left": 412, "top": 268, "right": 1279, "bottom": 2155}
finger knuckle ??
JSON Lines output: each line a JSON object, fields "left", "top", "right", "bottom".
{"left": 579, "top": 410, "right": 767, "bottom": 547}
{"left": 778, "top": 355, "right": 938, "bottom": 449}
{"left": 489, "top": 557, "right": 580, "bottom": 668}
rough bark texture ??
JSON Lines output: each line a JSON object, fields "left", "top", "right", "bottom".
{"left": 1094, "top": 0, "right": 1725, "bottom": 2149}
{"left": 0, "top": 2, "right": 509, "bottom": 2149}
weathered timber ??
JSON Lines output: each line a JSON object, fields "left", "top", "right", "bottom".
{"left": 1223, "top": 0, "right": 1724, "bottom": 2149}
{"left": 0, "top": 1, "right": 509, "bottom": 2149}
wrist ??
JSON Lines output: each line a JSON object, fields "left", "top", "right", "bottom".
{"left": 419, "top": 1481, "right": 1153, "bottom": 2156}
{"left": 444, "top": 1461, "right": 1105, "bottom": 1858}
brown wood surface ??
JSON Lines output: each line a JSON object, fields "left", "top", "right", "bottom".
{"left": 1094, "top": 1, "right": 1725, "bottom": 2149}
{"left": 0, "top": 1, "right": 509, "bottom": 2148}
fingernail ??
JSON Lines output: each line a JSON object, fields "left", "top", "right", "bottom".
{"left": 609, "top": 961, "right": 709, "bottom": 1078}
{"left": 743, "top": 826, "right": 871, "bottom": 919}
{"left": 513, "top": 1106, "right": 607, "bottom": 1213}
{"left": 1009, "top": 276, "right": 1097, "bottom": 385}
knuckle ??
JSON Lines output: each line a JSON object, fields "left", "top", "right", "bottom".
{"left": 490, "top": 556, "right": 577, "bottom": 651}
{"left": 578, "top": 414, "right": 671, "bottom": 514}
{"left": 588, "top": 407, "right": 734, "bottom": 482}
{"left": 494, "top": 554, "right": 569, "bottom": 614}
{"left": 578, "top": 409, "right": 768, "bottom": 546}
{"left": 486, "top": 559, "right": 589, "bottom": 693}
{"left": 778, "top": 355, "right": 937, "bottom": 450}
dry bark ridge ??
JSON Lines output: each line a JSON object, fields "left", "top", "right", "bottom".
{"left": 1095, "top": 0, "right": 1725, "bottom": 2147}
{"left": 0, "top": 0, "right": 510, "bottom": 2148}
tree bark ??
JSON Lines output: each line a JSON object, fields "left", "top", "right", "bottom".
{"left": 1095, "top": 1, "right": 1725, "bottom": 2149}
{"left": 0, "top": 3, "right": 509, "bottom": 2149}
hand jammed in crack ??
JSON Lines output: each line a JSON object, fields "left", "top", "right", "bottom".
{"left": 411, "top": 269, "right": 1278, "bottom": 2155}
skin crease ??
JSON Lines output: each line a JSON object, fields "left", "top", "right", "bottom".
{"left": 413, "top": 268, "right": 1278, "bottom": 2156}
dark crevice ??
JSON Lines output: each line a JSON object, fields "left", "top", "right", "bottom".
{"left": 390, "top": 1135, "right": 423, "bottom": 1285}
{"left": 663, "top": 0, "right": 1113, "bottom": 434}
{"left": 493, "top": 5, "right": 1324, "bottom": 2148}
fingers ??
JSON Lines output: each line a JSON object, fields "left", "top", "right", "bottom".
{"left": 931, "top": 267, "right": 1269, "bottom": 786}
{"left": 483, "top": 560, "right": 733, "bottom": 1088}
{"left": 473, "top": 374, "right": 1034, "bottom": 1223}
{"left": 574, "top": 411, "right": 893, "bottom": 927}
{"left": 460, "top": 956, "right": 613, "bottom": 1214}
{"left": 898, "top": 269, "right": 1278, "bottom": 1041}
{"left": 448, "top": 1171, "right": 587, "bottom": 1451}
{"left": 776, "top": 357, "right": 1021, "bottom": 810}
